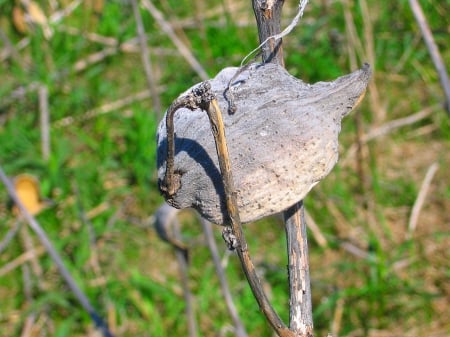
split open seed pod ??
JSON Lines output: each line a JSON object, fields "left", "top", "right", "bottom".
{"left": 157, "top": 62, "right": 371, "bottom": 225}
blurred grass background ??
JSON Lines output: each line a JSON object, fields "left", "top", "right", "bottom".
{"left": 0, "top": 0, "right": 449, "bottom": 336}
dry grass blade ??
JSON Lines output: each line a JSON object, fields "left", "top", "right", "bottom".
{"left": 53, "top": 90, "right": 156, "bottom": 128}
{"left": 408, "top": 0, "right": 450, "bottom": 114}
{"left": 199, "top": 217, "right": 248, "bottom": 337}
{"left": 0, "top": 27, "right": 24, "bottom": 65}
{"left": 0, "top": 220, "right": 22, "bottom": 254}
{"left": 341, "top": 105, "right": 436, "bottom": 166}
{"left": 39, "top": 85, "right": 50, "bottom": 161}
{"left": 407, "top": 162, "right": 439, "bottom": 239}
{"left": 131, "top": 0, "right": 162, "bottom": 115}
{"left": 342, "top": 0, "right": 385, "bottom": 123}
{"left": 0, "top": 246, "right": 45, "bottom": 277}
{"left": 172, "top": 218, "right": 198, "bottom": 337}
{"left": 153, "top": 204, "right": 196, "bottom": 336}
{"left": 304, "top": 210, "right": 327, "bottom": 248}
{"left": 141, "top": 0, "right": 209, "bottom": 81}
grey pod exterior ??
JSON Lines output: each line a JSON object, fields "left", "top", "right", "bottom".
{"left": 157, "top": 62, "right": 371, "bottom": 225}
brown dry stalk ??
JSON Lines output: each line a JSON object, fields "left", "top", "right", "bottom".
{"left": 250, "top": 0, "right": 314, "bottom": 334}
{"left": 130, "top": 0, "right": 162, "bottom": 115}
{"left": 160, "top": 82, "right": 293, "bottom": 336}
{"left": 39, "top": 85, "right": 50, "bottom": 161}
{"left": 203, "top": 96, "right": 294, "bottom": 337}
{"left": 53, "top": 90, "right": 155, "bottom": 128}
{"left": 408, "top": 0, "right": 450, "bottom": 114}
{"left": 172, "top": 218, "right": 198, "bottom": 337}
{"left": 0, "top": 246, "right": 45, "bottom": 277}
{"left": 199, "top": 217, "right": 248, "bottom": 337}
{"left": 141, "top": 0, "right": 209, "bottom": 81}
{"left": 407, "top": 162, "right": 439, "bottom": 239}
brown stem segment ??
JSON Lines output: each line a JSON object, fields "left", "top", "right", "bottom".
{"left": 202, "top": 96, "right": 294, "bottom": 337}
{"left": 160, "top": 91, "right": 202, "bottom": 198}
{"left": 160, "top": 82, "right": 294, "bottom": 336}
{"left": 284, "top": 202, "right": 314, "bottom": 336}
{"left": 252, "top": 0, "right": 285, "bottom": 66}
{"left": 252, "top": 1, "right": 314, "bottom": 335}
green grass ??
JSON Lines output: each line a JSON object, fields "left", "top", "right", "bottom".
{"left": 1, "top": 0, "right": 449, "bottom": 336}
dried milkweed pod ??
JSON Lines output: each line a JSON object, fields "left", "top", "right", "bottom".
{"left": 157, "top": 62, "right": 371, "bottom": 225}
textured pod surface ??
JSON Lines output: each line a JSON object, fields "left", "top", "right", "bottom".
{"left": 157, "top": 62, "right": 371, "bottom": 225}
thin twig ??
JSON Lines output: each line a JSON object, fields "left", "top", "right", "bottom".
{"left": 131, "top": 0, "right": 162, "bottom": 115}
{"left": 199, "top": 217, "right": 248, "bottom": 337}
{"left": 0, "top": 27, "right": 25, "bottom": 65}
{"left": 20, "top": 263, "right": 37, "bottom": 337}
{"left": 0, "top": 220, "right": 22, "bottom": 254}
{"left": 141, "top": 0, "right": 209, "bottom": 80}
{"left": 251, "top": 0, "right": 314, "bottom": 334}
{"left": 53, "top": 89, "right": 157, "bottom": 128}
{"left": 173, "top": 218, "right": 198, "bottom": 337}
{"left": 0, "top": 164, "right": 115, "bottom": 337}
{"left": 201, "top": 93, "right": 294, "bottom": 337}
{"left": 408, "top": 0, "right": 450, "bottom": 114}
{"left": 304, "top": 210, "right": 327, "bottom": 248}
{"left": 407, "top": 162, "right": 439, "bottom": 239}
{"left": 20, "top": 225, "right": 45, "bottom": 291}
{"left": 39, "top": 85, "right": 50, "bottom": 161}
{"left": 153, "top": 204, "right": 195, "bottom": 336}
{"left": 48, "top": 0, "right": 82, "bottom": 24}
{"left": 57, "top": 25, "right": 119, "bottom": 46}
{"left": 358, "top": 0, "right": 386, "bottom": 123}
{"left": 341, "top": 105, "right": 436, "bottom": 166}
{"left": 0, "top": 246, "right": 45, "bottom": 277}
{"left": 330, "top": 297, "right": 345, "bottom": 337}
{"left": 160, "top": 83, "right": 293, "bottom": 336}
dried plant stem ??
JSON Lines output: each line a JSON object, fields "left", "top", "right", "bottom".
{"left": 160, "top": 83, "right": 292, "bottom": 336}
{"left": 20, "top": 263, "right": 37, "bottom": 337}
{"left": 0, "top": 220, "right": 22, "bottom": 254}
{"left": 199, "top": 217, "right": 248, "bottom": 337}
{"left": 304, "top": 210, "right": 327, "bottom": 248}
{"left": 0, "top": 165, "right": 115, "bottom": 337}
{"left": 20, "top": 226, "right": 45, "bottom": 291}
{"left": 0, "top": 27, "right": 24, "bottom": 65}
{"left": 53, "top": 89, "right": 156, "bottom": 128}
{"left": 141, "top": 0, "right": 209, "bottom": 81}
{"left": 39, "top": 85, "right": 50, "bottom": 161}
{"left": 203, "top": 98, "right": 294, "bottom": 337}
{"left": 252, "top": 0, "right": 313, "bottom": 334}
{"left": 131, "top": 0, "right": 162, "bottom": 115}
{"left": 172, "top": 218, "right": 198, "bottom": 337}
{"left": 0, "top": 246, "right": 45, "bottom": 277}
{"left": 153, "top": 204, "right": 195, "bottom": 335}
{"left": 407, "top": 162, "right": 439, "bottom": 239}
{"left": 284, "top": 203, "right": 313, "bottom": 337}
{"left": 408, "top": 0, "right": 450, "bottom": 114}
{"left": 341, "top": 105, "right": 437, "bottom": 166}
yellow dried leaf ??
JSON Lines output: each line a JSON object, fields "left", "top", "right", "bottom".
{"left": 13, "top": 174, "right": 45, "bottom": 216}
{"left": 27, "top": 1, "right": 47, "bottom": 26}
{"left": 12, "top": 6, "right": 27, "bottom": 34}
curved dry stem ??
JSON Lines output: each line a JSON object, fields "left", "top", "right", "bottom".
{"left": 160, "top": 83, "right": 293, "bottom": 336}
{"left": 203, "top": 98, "right": 294, "bottom": 337}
